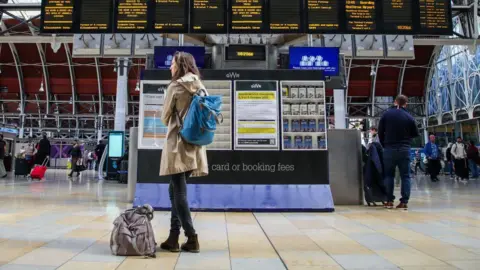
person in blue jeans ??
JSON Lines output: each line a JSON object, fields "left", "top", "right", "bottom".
{"left": 378, "top": 95, "right": 419, "bottom": 210}
{"left": 424, "top": 134, "right": 441, "bottom": 182}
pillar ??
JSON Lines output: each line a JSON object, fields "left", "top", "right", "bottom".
{"left": 114, "top": 57, "right": 129, "bottom": 132}
{"left": 334, "top": 89, "right": 346, "bottom": 129}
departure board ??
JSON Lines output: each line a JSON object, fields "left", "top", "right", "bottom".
{"left": 41, "top": 0, "right": 75, "bottom": 32}
{"left": 269, "top": 0, "right": 302, "bottom": 33}
{"left": 382, "top": 0, "right": 413, "bottom": 32}
{"left": 114, "top": 0, "right": 148, "bottom": 32}
{"left": 190, "top": 0, "right": 227, "bottom": 33}
{"left": 154, "top": 0, "right": 188, "bottom": 33}
{"left": 230, "top": 0, "right": 266, "bottom": 33}
{"left": 345, "top": 0, "right": 377, "bottom": 32}
{"left": 77, "top": 0, "right": 113, "bottom": 32}
{"left": 418, "top": 0, "right": 452, "bottom": 34}
{"left": 306, "top": 0, "right": 340, "bottom": 33}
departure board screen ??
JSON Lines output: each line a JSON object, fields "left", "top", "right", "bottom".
{"left": 268, "top": 0, "right": 302, "bottom": 33}
{"left": 114, "top": 0, "right": 148, "bottom": 32}
{"left": 226, "top": 45, "right": 266, "bottom": 60}
{"left": 77, "top": 0, "right": 113, "bottom": 32}
{"left": 345, "top": 0, "right": 377, "bottom": 32}
{"left": 306, "top": 0, "right": 340, "bottom": 33}
{"left": 230, "top": 0, "right": 266, "bottom": 33}
{"left": 41, "top": 0, "right": 75, "bottom": 33}
{"left": 190, "top": 0, "right": 227, "bottom": 33}
{"left": 154, "top": 0, "right": 188, "bottom": 33}
{"left": 418, "top": 0, "right": 452, "bottom": 34}
{"left": 382, "top": 0, "right": 414, "bottom": 32}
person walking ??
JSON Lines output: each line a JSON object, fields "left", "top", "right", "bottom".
{"left": 35, "top": 134, "right": 51, "bottom": 166}
{"left": 414, "top": 149, "right": 425, "bottom": 175}
{"left": 451, "top": 137, "right": 468, "bottom": 181}
{"left": 0, "top": 135, "right": 7, "bottom": 178}
{"left": 424, "top": 134, "right": 441, "bottom": 182}
{"left": 158, "top": 52, "right": 208, "bottom": 253}
{"left": 68, "top": 141, "right": 82, "bottom": 178}
{"left": 378, "top": 95, "right": 419, "bottom": 210}
{"left": 446, "top": 143, "right": 454, "bottom": 178}
{"left": 95, "top": 140, "right": 106, "bottom": 171}
{"left": 467, "top": 141, "right": 479, "bottom": 179}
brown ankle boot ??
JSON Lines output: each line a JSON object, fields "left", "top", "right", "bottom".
{"left": 160, "top": 231, "right": 180, "bottom": 252}
{"left": 181, "top": 234, "right": 200, "bottom": 253}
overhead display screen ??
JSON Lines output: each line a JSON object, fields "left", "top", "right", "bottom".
{"left": 76, "top": 0, "right": 113, "bottom": 32}
{"left": 306, "top": 0, "right": 340, "bottom": 33}
{"left": 230, "top": 0, "right": 266, "bottom": 33}
{"left": 418, "top": 0, "right": 452, "bottom": 34}
{"left": 345, "top": 0, "right": 378, "bottom": 32}
{"left": 40, "top": 0, "right": 453, "bottom": 35}
{"left": 114, "top": 0, "right": 148, "bottom": 32}
{"left": 190, "top": 0, "right": 227, "bottom": 33}
{"left": 41, "top": 0, "right": 75, "bottom": 33}
{"left": 226, "top": 45, "right": 266, "bottom": 61}
{"left": 382, "top": 0, "right": 413, "bottom": 32}
{"left": 268, "top": 0, "right": 303, "bottom": 33}
{"left": 154, "top": 0, "right": 188, "bottom": 32}
{"left": 289, "top": 47, "right": 340, "bottom": 76}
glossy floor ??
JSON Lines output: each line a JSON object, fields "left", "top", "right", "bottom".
{"left": 0, "top": 170, "right": 479, "bottom": 269}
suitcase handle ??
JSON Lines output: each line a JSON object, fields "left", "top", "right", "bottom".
{"left": 41, "top": 157, "right": 49, "bottom": 167}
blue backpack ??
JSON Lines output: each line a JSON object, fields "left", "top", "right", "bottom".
{"left": 176, "top": 89, "right": 223, "bottom": 146}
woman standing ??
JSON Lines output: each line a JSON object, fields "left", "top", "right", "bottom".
{"left": 158, "top": 52, "right": 208, "bottom": 253}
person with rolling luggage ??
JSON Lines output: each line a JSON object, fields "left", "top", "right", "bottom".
{"left": 68, "top": 141, "right": 82, "bottom": 178}
{"left": 424, "top": 134, "right": 441, "bottom": 182}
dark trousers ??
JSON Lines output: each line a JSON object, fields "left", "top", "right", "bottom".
{"left": 169, "top": 171, "right": 195, "bottom": 237}
{"left": 414, "top": 161, "right": 424, "bottom": 174}
{"left": 384, "top": 147, "right": 411, "bottom": 204}
{"left": 454, "top": 159, "right": 469, "bottom": 179}
{"left": 69, "top": 157, "right": 79, "bottom": 176}
{"left": 428, "top": 159, "right": 441, "bottom": 180}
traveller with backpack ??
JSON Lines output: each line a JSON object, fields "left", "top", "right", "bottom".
{"left": 158, "top": 51, "right": 219, "bottom": 253}
{"left": 451, "top": 137, "right": 468, "bottom": 181}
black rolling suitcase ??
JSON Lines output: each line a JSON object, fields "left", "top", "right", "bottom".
{"left": 118, "top": 160, "right": 128, "bottom": 184}
{"left": 14, "top": 158, "right": 30, "bottom": 177}
{"left": 363, "top": 143, "right": 388, "bottom": 206}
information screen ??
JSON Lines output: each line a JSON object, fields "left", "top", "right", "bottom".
{"left": 418, "top": 0, "right": 452, "bottom": 35}
{"left": 345, "top": 0, "right": 378, "bottom": 33}
{"left": 41, "top": 0, "right": 75, "bottom": 33}
{"left": 382, "top": 0, "right": 414, "bottom": 32}
{"left": 306, "top": 0, "right": 340, "bottom": 33}
{"left": 114, "top": 0, "right": 148, "bottom": 32}
{"left": 230, "top": 0, "right": 266, "bottom": 33}
{"left": 154, "top": 0, "right": 188, "bottom": 33}
{"left": 108, "top": 132, "right": 124, "bottom": 158}
{"left": 77, "top": 0, "right": 113, "bottom": 32}
{"left": 190, "top": 0, "right": 227, "bottom": 33}
{"left": 268, "top": 0, "right": 302, "bottom": 33}
{"left": 226, "top": 45, "right": 266, "bottom": 61}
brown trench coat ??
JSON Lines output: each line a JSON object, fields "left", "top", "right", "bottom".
{"left": 159, "top": 73, "right": 209, "bottom": 177}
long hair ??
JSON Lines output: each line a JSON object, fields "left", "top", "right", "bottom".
{"left": 171, "top": 51, "right": 200, "bottom": 81}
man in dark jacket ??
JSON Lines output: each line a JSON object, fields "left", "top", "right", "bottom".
{"left": 467, "top": 141, "right": 479, "bottom": 179}
{"left": 95, "top": 140, "right": 106, "bottom": 171}
{"left": 378, "top": 95, "right": 419, "bottom": 210}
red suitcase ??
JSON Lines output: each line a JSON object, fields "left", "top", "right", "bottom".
{"left": 31, "top": 157, "right": 48, "bottom": 180}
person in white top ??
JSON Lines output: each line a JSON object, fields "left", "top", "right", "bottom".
{"left": 451, "top": 137, "right": 468, "bottom": 181}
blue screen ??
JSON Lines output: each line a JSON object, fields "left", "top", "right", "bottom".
{"left": 154, "top": 46, "right": 205, "bottom": 69}
{"left": 108, "top": 133, "right": 124, "bottom": 158}
{"left": 289, "top": 47, "right": 340, "bottom": 76}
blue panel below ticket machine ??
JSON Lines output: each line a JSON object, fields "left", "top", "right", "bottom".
{"left": 106, "top": 131, "right": 125, "bottom": 180}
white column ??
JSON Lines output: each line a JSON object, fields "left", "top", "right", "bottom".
{"left": 114, "top": 58, "right": 129, "bottom": 132}
{"left": 334, "top": 89, "right": 346, "bottom": 129}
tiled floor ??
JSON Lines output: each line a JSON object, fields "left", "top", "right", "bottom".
{"left": 0, "top": 170, "right": 479, "bottom": 269}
